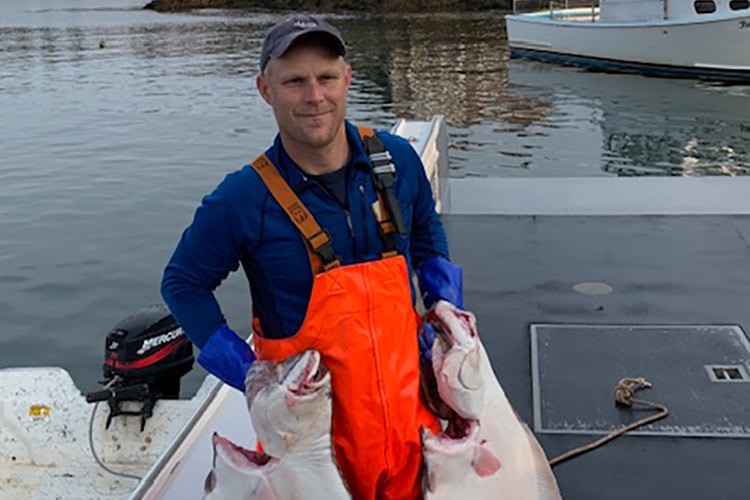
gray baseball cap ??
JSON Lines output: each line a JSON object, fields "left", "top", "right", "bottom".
{"left": 259, "top": 15, "right": 346, "bottom": 71}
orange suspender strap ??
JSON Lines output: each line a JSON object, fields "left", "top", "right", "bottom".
{"left": 250, "top": 153, "right": 341, "bottom": 275}
{"left": 356, "top": 126, "right": 400, "bottom": 259}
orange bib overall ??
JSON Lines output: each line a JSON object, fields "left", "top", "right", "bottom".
{"left": 250, "top": 128, "right": 440, "bottom": 499}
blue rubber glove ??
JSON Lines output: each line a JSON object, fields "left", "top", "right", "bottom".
{"left": 418, "top": 321, "right": 437, "bottom": 366}
{"left": 416, "top": 257, "right": 463, "bottom": 310}
{"left": 196, "top": 324, "right": 255, "bottom": 391}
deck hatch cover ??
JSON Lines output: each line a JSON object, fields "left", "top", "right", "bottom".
{"left": 531, "top": 324, "right": 750, "bottom": 438}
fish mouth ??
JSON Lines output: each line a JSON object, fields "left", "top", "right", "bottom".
{"left": 422, "top": 411, "right": 480, "bottom": 453}
{"left": 283, "top": 350, "right": 330, "bottom": 397}
{"left": 212, "top": 432, "right": 279, "bottom": 471}
{"left": 420, "top": 416, "right": 481, "bottom": 496}
{"left": 446, "top": 412, "right": 479, "bottom": 441}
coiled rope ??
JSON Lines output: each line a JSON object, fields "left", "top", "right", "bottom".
{"left": 549, "top": 377, "right": 669, "bottom": 467}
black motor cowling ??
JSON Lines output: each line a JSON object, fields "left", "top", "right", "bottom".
{"left": 86, "top": 303, "right": 194, "bottom": 430}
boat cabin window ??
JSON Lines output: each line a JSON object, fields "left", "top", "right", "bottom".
{"left": 693, "top": 0, "right": 716, "bottom": 12}
{"left": 730, "top": 0, "right": 749, "bottom": 9}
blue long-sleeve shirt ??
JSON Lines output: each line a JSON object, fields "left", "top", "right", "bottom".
{"left": 161, "top": 121, "right": 449, "bottom": 348}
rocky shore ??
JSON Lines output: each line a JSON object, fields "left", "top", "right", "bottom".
{"left": 143, "top": 0, "right": 509, "bottom": 12}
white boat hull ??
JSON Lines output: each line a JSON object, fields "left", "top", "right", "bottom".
{"left": 506, "top": 10, "right": 750, "bottom": 80}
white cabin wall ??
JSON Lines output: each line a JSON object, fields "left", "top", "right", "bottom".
{"left": 668, "top": 0, "right": 701, "bottom": 18}
{"left": 600, "top": 0, "right": 748, "bottom": 22}
{"left": 666, "top": 0, "right": 741, "bottom": 19}
{"left": 599, "top": 0, "right": 665, "bottom": 22}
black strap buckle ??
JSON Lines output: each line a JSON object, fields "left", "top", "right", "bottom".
{"left": 364, "top": 135, "right": 406, "bottom": 237}
{"left": 310, "top": 229, "right": 340, "bottom": 266}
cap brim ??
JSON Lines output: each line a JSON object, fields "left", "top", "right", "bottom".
{"left": 268, "top": 30, "right": 346, "bottom": 61}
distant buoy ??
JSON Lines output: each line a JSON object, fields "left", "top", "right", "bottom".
{"left": 99, "top": 40, "right": 107, "bottom": 49}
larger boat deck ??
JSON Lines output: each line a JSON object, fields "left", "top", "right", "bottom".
{"left": 446, "top": 177, "right": 750, "bottom": 498}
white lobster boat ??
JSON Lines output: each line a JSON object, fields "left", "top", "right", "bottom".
{"left": 505, "top": 0, "right": 750, "bottom": 81}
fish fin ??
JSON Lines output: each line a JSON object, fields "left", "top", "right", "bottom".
{"left": 521, "top": 422, "right": 563, "bottom": 499}
{"left": 471, "top": 443, "right": 501, "bottom": 477}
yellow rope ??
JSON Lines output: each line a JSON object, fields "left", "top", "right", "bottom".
{"left": 548, "top": 377, "right": 669, "bottom": 467}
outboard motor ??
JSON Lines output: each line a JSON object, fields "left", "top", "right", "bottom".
{"left": 85, "top": 304, "right": 194, "bottom": 431}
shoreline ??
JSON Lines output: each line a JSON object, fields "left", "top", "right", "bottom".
{"left": 143, "top": 0, "right": 510, "bottom": 13}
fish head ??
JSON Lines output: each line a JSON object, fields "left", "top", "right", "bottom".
{"left": 203, "top": 432, "right": 279, "bottom": 499}
{"left": 246, "top": 349, "right": 332, "bottom": 457}
{"left": 427, "top": 300, "right": 485, "bottom": 419}
{"left": 421, "top": 419, "right": 501, "bottom": 497}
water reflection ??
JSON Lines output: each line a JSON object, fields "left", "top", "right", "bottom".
{"left": 341, "top": 13, "right": 552, "bottom": 128}
{"left": 334, "top": 13, "right": 556, "bottom": 177}
{"left": 508, "top": 61, "right": 750, "bottom": 176}
{"left": 6, "top": 6, "right": 747, "bottom": 177}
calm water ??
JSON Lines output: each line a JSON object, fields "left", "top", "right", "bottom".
{"left": 2, "top": 0, "right": 750, "bottom": 395}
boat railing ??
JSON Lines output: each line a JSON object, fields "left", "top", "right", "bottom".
{"left": 550, "top": 0, "right": 599, "bottom": 20}
{"left": 512, "top": 0, "right": 600, "bottom": 20}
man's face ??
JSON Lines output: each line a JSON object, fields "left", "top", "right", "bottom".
{"left": 257, "top": 39, "right": 351, "bottom": 151}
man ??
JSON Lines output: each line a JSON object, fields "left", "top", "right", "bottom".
{"left": 161, "top": 15, "right": 462, "bottom": 499}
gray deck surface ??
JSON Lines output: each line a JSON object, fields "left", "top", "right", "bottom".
{"left": 443, "top": 213, "right": 750, "bottom": 500}
{"left": 532, "top": 324, "right": 750, "bottom": 438}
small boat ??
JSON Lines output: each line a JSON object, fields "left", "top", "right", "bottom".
{"left": 505, "top": 0, "right": 750, "bottom": 81}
